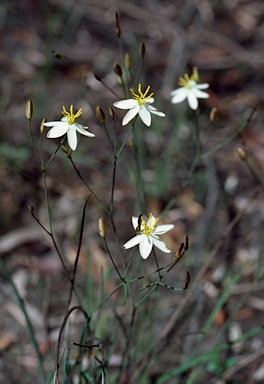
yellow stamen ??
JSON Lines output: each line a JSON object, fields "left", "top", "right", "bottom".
{"left": 62, "top": 105, "right": 82, "bottom": 125}
{"left": 178, "top": 68, "right": 199, "bottom": 88}
{"left": 139, "top": 213, "right": 159, "bottom": 235}
{"left": 130, "top": 84, "right": 154, "bottom": 106}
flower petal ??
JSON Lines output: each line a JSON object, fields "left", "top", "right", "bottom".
{"left": 187, "top": 91, "right": 198, "bottom": 110}
{"left": 44, "top": 120, "right": 62, "bottom": 127}
{"left": 152, "top": 235, "right": 171, "bottom": 253}
{"left": 132, "top": 216, "right": 139, "bottom": 231}
{"left": 67, "top": 125, "right": 77, "bottom": 150}
{"left": 114, "top": 99, "right": 138, "bottom": 109}
{"left": 145, "top": 98, "right": 154, "bottom": 104}
{"left": 75, "top": 124, "right": 95, "bottom": 137}
{"left": 46, "top": 122, "right": 69, "bottom": 138}
{"left": 193, "top": 88, "right": 209, "bottom": 99}
{"left": 154, "top": 224, "right": 174, "bottom": 235}
{"left": 196, "top": 83, "right": 209, "bottom": 90}
{"left": 122, "top": 105, "right": 139, "bottom": 126}
{"left": 123, "top": 234, "right": 141, "bottom": 249}
{"left": 147, "top": 105, "right": 166, "bottom": 117}
{"left": 139, "top": 235, "right": 153, "bottom": 259}
{"left": 139, "top": 106, "right": 151, "bottom": 126}
{"left": 171, "top": 88, "right": 187, "bottom": 104}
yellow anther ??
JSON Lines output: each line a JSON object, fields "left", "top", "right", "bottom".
{"left": 130, "top": 84, "right": 154, "bottom": 106}
{"left": 140, "top": 213, "right": 159, "bottom": 235}
{"left": 62, "top": 105, "right": 82, "bottom": 125}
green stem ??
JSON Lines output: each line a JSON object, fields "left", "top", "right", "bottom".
{"left": 0, "top": 258, "right": 46, "bottom": 383}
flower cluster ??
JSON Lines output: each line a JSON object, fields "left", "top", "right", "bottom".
{"left": 123, "top": 214, "right": 174, "bottom": 259}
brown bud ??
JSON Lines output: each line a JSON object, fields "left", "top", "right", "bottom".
{"left": 236, "top": 147, "right": 247, "bottom": 161}
{"left": 94, "top": 73, "right": 102, "bottom": 82}
{"left": 40, "top": 118, "right": 46, "bottom": 133}
{"left": 113, "top": 62, "right": 122, "bottom": 77}
{"left": 108, "top": 107, "right": 115, "bottom": 119}
{"left": 61, "top": 145, "right": 72, "bottom": 156}
{"left": 98, "top": 217, "right": 107, "bottom": 238}
{"left": 125, "top": 53, "right": 131, "bottom": 71}
{"left": 52, "top": 50, "right": 63, "bottom": 59}
{"left": 26, "top": 100, "right": 33, "bottom": 121}
{"left": 96, "top": 106, "right": 105, "bottom": 123}
{"left": 210, "top": 107, "right": 218, "bottom": 123}
{"left": 140, "top": 42, "right": 146, "bottom": 58}
{"left": 182, "top": 271, "right": 190, "bottom": 290}
{"left": 115, "top": 13, "right": 121, "bottom": 38}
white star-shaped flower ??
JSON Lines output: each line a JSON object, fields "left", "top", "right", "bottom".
{"left": 44, "top": 105, "right": 95, "bottom": 151}
{"left": 123, "top": 213, "right": 174, "bottom": 259}
{"left": 171, "top": 68, "right": 209, "bottom": 110}
{"left": 113, "top": 84, "right": 165, "bottom": 127}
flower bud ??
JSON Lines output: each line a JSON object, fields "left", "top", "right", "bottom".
{"left": 96, "top": 106, "right": 105, "bottom": 123}
{"left": 210, "top": 107, "right": 218, "bottom": 123}
{"left": 40, "top": 118, "right": 46, "bottom": 133}
{"left": 108, "top": 107, "right": 115, "bottom": 119}
{"left": 140, "top": 42, "right": 146, "bottom": 58}
{"left": 192, "top": 67, "right": 199, "bottom": 82}
{"left": 236, "top": 147, "right": 247, "bottom": 161}
{"left": 98, "top": 217, "right": 107, "bottom": 238}
{"left": 113, "top": 62, "right": 122, "bottom": 77}
{"left": 94, "top": 72, "right": 102, "bottom": 82}
{"left": 61, "top": 145, "right": 72, "bottom": 156}
{"left": 26, "top": 100, "right": 33, "bottom": 121}
{"left": 115, "top": 13, "right": 121, "bottom": 38}
{"left": 125, "top": 53, "right": 131, "bottom": 71}
{"left": 52, "top": 50, "right": 63, "bottom": 59}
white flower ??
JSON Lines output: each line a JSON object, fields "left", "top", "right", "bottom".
{"left": 123, "top": 213, "right": 174, "bottom": 259}
{"left": 44, "top": 105, "right": 95, "bottom": 151}
{"left": 171, "top": 68, "right": 209, "bottom": 110}
{"left": 113, "top": 84, "right": 165, "bottom": 127}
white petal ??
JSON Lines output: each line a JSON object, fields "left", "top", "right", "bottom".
{"left": 152, "top": 235, "right": 171, "bottom": 253}
{"left": 123, "top": 234, "right": 141, "bottom": 249}
{"left": 147, "top": 105, "right": 166, "bottom": 117}
{"left": 44, "top": 120, "right": 62, "bottom": 127}
{"left": 196, "top": 83, "right": 209, "bottom": 90}
{"left": 154, "top": 224, "right": 174, "bottom": 235}
{"left": 122, "top": 106, "right": 139, "bottom": 125}
{"left": 139, "top": 107, "right": 151, "bottom": 126}
{"left": 145, "top": 98, "right": 154, "bottom": 104}
{"left": 193, "top": 88, "right": 209, "bottom": 99}
{"left": 114, "top": 99, "right": 137, "bottom": 109}
{"left": 139, "top": 235, "right": 153, "bottom": 259}
{"left": 187, "top": 92, "right": 198, "bottom": 110}
{"left": 46, "top": 123, "right": 69, "bottom": 138}
{"left": 75, "top": 124, "right": 95, "bottom": 137}
{"left": 67, "top": 125, "right": 77, "bottom": 150}
{"left": 132, "top": 216, "right": 139, "bottom": 230}
{"left": 171, "top": 88, "right": 187, "bottom": 104}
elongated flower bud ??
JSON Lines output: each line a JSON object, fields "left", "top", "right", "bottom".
{"left": 210, "top": 107, "right": 218, "bottom": 122}
{"left": 108, "top": 107, "right": 115, "bottom": 119}
{"left": 26, "top": 100, "right": 33, "bottom": 121}
{"left": 113, "top": 62, "right": 122, "bottom": 77}
{"left": 125, "top": 54, "right": 131, "bottom": 71}
{"left": 140, "top": 42, "right": 146, "bottom": 58}
{"left": 96, "top": 106, "right": 105, "bottom": 123}
{"left": 98, "top": 217, "right": 107, "bottom": 238}
{"left": 115, "top": 13, "right": 121, "bottom": 37}
{"left": 40, "top": 118, "right": 46, "bottom": 133}
{"left": 236, "top": 147, "right": 247, "bottom": 161}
